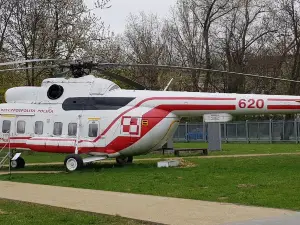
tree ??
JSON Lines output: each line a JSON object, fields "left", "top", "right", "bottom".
{"left": 4, "top": 0, "right": 110, "bottom": 85}
{"left": 220, "top": 0, "right": 277, "bottom": 93}
{"left": 0, "top": 0, "right": 15, "bottom": 56}
{"left": 123, "top": 12, "right": 167, "bottom": 89}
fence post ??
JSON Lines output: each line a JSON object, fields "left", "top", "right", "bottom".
{"left": 246, "top": 120, "right": 249, "bottom": 143}
{"left": 224, "top": 123, "right": 228, "bottom": 143}
{"left": 294, "top": 118, "right": 298, "bottom": 144}
{"left": 204, "top": 121, "right": 208, "bottom": 143}
{"left": 185, "top": 122, "right": 188, "bottom": 142}
{"left": 269, "top": 119, "right": 272, "bottom": 144}
{"left": 282, "top": 120, "right": 285, "bottom": 141}
{"left": 296, "top": 116, "right": 299, "bottom": 144}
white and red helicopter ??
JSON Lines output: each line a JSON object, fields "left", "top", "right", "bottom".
{"left": 0, "top": 59, "right": 300, "bottom": 172}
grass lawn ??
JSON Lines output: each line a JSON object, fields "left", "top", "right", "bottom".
{"left": 2, "top": 155, "right": 300, "bottom": 211}
{"left": 7, "top": 143, "right": 300, "bottom": 164}
{"left": 0, "top": 199, "right": 153, "bottom": 225}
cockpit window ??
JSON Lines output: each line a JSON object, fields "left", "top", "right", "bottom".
{"left": 109, "top": 85, "right": 120, "bottom": 92}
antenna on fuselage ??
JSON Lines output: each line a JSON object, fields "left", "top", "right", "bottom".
{"left": 163, "top": 78, "right": 174, "bottom": 91}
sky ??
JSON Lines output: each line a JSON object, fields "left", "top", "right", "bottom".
{"left": 84, "top": 0, "right": 177, "bottom": 34}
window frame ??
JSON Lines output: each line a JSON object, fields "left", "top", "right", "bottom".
{"left": 34, "top": 121, "right": 44, "bottom": 135}
{"left": 2, "top": 120, "right": 11, "bottom": 133}
{"left": 16, "top": 120, "right": 26, "bottom": 134}
{"left": 53, "top": 122, "right": 63, "bottom": 136}
{"left": 88, "top": 123, "right": 99, "bottom": 137}
{"left": 68, "top": 123, "right": 77, "bottom": 136}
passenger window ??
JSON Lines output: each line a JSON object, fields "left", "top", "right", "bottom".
{"left": 35, "top": 121, "right": 43, "bottom": 135}
{"left": 2, "top": 120, "right": 11, "bottom": 133}
{"left": 53, "top": 122, "right": 63, "bottom": 135}
{"left": 17, "top": 121, "right": 26, "bottom": 134}
{"left": 68, "top": 123, "right": 77, "bottom": 136}
{"left": 88, "top": 123, "right": 98, "bottom": 137}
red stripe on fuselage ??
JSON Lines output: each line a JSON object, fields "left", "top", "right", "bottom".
{"left": 268, "top": 99, "right": 300, "bottom": 101}
{"left": 268, "top": 105, "right": 300, "bottom": 110}
{"left": 155, "top": 104, "right": 236, "bottom": 111}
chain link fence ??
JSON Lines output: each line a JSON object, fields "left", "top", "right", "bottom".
{"left": 173, "top": 120, "right": 300, "bottom": 143}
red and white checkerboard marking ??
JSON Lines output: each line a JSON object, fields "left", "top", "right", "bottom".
{"left": 121, "top": 116, "right": 141, "bottom": 136}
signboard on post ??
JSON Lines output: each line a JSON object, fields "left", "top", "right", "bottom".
{"left": 203, "top": 113, "right": 232, "bottom": 123}
{"left": 204, "top": 113, "right": 232, "bottom": 151}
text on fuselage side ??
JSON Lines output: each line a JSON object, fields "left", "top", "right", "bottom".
{"left": 0, "top": 108, "right": 54, "bottom": 113}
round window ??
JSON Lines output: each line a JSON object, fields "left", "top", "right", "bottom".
{"left": 47, "top": 84, "right": 64, "bottom": 100}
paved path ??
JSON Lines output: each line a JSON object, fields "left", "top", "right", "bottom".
{"left": 0, "top": 181, "right": 297, "bottom": 225}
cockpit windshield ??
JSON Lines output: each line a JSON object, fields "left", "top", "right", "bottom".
{"left": 109, "top": 85, "right": 120, "bottom": 92}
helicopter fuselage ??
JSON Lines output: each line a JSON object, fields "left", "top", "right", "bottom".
{"left": 0, "top": 75, "right": 300, "bottom": 159}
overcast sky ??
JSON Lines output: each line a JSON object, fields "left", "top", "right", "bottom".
{"left": 84, "top": 0, "right": 177, "bottom": 34}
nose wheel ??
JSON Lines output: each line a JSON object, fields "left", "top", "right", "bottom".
{"left": 10, "top": 157, "right": 25, "bottom": 169}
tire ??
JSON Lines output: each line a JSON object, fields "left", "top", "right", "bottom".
{"left": 64, "top": 154, "right": 83, "bottom": 172}
{"left": 10, "top": 157, "right": 25, "bottom": 169}
{"left": 116, "top": 156, "right": 128, "bottom": 165}
{"left": 127, "top": 156, "right": 133, "bottom": 164}
{"left": 17, "top": 157, "right": 25, "bottom": 168}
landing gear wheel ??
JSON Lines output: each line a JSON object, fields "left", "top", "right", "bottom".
{"left": 128, "top": 156, "right": 133, "bottom": 164}
{"left": 10, "top": 157, "right": 25, "bottom": 169}
{"left": 64, "top": 154, "right": 83, "bottom": 172}
{"left": 116, "top": 156, "right": 133, "bottom": 165}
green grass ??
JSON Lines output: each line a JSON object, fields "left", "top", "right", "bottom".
{"left": 8, "top": 143, "right": 300, "bottom": 164}
{"left": 2, "top": 155, "right": 300, "bottom": 210}
{"left": 0, "top": 199, "right": 154, "bottom": 225}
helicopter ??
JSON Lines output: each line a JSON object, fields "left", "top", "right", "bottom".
{"left": 0, "top": 59, "right": 300, "bottom": 172}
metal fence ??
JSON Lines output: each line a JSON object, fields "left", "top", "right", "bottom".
{"left": 173, "top": 120, "right": 300, "bottom": 143}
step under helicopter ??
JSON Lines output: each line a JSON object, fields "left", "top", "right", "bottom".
{"left": 0, "top": 59, "right": 300, "bottom": 172}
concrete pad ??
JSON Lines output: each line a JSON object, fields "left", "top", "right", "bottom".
{"left": 222, "top": 213, "right": 300, "bottom": 225}
{"left": 0, "top": 181, "right": 297, "bottom": 225}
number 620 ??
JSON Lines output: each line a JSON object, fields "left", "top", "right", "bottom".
{"left": 238, "top": 99, "right": 264, "bottom": 109}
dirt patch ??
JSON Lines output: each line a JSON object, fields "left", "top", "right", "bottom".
{"left": 0, "top": 209, "right": 7, "bottom": 214}
{"left": 179, "top": 159, "right": 196, "bottom": 168}
{"left": 218, "top": 197, "right": 229, "bottom": 201}
{"left": 237, "top": 184, "right": 257, "bottom": 189}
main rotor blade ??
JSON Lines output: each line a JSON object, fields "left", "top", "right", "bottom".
{"left": 96, "top": 63, "right": 300, "bottom": 83}
{"left": 94, "top": 68, "right": 146, "bottom": 90}
{"left": 0, "top": 65, "right": 59, "bottom": 73}
{"left": 0, "top": 59, "right": 64, "bottom": 67}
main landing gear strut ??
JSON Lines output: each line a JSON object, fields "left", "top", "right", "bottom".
{"left": 116, "top": 156, "right": 133, "bottom": 165}
{"left": 63, "top": 154, "right": 134, "bottom": 172}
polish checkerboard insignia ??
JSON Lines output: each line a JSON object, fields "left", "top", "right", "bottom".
{"left": 121, "top": 116, "right": 141, "bottom": 136}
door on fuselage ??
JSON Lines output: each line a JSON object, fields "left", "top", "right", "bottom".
{"left": 0, "top": 115, "right": 16, "bottom": 136}
{"left": 87, "top": 119, "right": 100, "bottom": 140}
{"left": 0, "top": 115, "right": 16, "bottom": 147}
